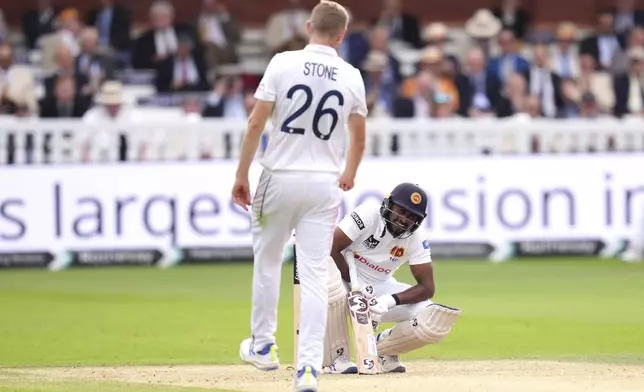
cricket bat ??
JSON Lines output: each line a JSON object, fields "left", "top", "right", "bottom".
{"left": 293, "top": 245, "right": 300, "bottom": 364}
{"left": 346, "top": 254, "right": 382, "bottom": 375}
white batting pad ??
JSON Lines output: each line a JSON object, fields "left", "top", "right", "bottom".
{"left": 376, "top": 303, "right": 461, "bottom": 356}
{"left": 323, "top": 256, "right": 350, "bottom": 367}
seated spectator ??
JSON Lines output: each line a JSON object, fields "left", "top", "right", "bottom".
{"left": 458, "top": 46, "right": 500, "bottom": 117}
{"left": 82, "top": 80, "right": 132, "bottom": 161}
{"left": 363, "top": 24, "right": 401, "bottom": 84}
{"left": 559, "top": 78, "right": 583, "bottom": 117}
{"left": 548, "top": 22, "right": 580, "bottom": 80}
{"left": 613, "top": 0, "right": 644, "bottom": 48}
{"left": 76, "top": 28, "right": 117, "bottom": 93}
{"left": 432, "top": 91, "right": 457, "bottom": 118}
{"left": 43, "top": 45, "right": 90, "bottom": 98}
{"left": 580, "top": 9, "right": 623, "bottom": 72}
{"left": 197, "top": 0, "right": 241, "bottom": 69}
{"left": 486, "top": 27, "right": 530, "bottom": 87}
{"left": 523, "top": 95, "right": 542, "bottom": 118}
{"left": 491, "top": 0, "right": 531, "bottom": 41}
{"left": 85, "top": 0, "right": 132, "bottom": 54}
{"left": 527, "top": 44, "right": 563, "bottom": 118}
{"left": 132, "top": 0, "right": 197, "bottom": 70}
{"left": 338, "top": 8, "right": 370, "bottom": 70}
{"left": 422, "top": 23, "right": 460, "bottom": 70}
{"left": 612, "top": 26, "right": 644, "bottom": 75}
{"left": 202, "top": 68, "right": 250, "bottom": 118}
{"left": 0, "top": 44, "right": 38, "bottom": 116}
{"left": 362, "top": 50, "right": 395, "bottom": 116}
{"left": 496, "top": 72, "right": 528, "bottom": 117}
{"left": 614, "top": 47, "right": 644, "bottom": 117}
{"left": 576, "top": 54, "right": 615, "bottom": 114}
{"left": 578, "top": 91, "right": 604, "bottom": 119}
{"left": 265, "top": 0, "right": 309, "bottom": 54}
{"left": 154, "top": 35, "right": 209, "bottom": 93}
{"left": 39, "top": 8, "right": 83, "bottom": 73}
{"left": 393, "top": 70, "right": 433, "bottom": 118}
{"left": 22, "top": 0, "right": 59, "bottom": 50}
{"left": 374, "top": 0, "right": 421, "bottom": 48}
{"left": 464, "top": 9, "right": 502, "bottom": 59}
{"left": 39, "top": 76, "right": 91, "bottom": 118}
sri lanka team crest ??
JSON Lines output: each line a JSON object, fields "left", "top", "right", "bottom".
{"left": 410, "top": 192, "right": 422, "bottom": 204}
{"left": 390, "top": 246, "right": 405, "bottom": 262}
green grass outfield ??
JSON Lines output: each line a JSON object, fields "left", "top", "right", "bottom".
{"left": 1, "top": 258, "right": 643, "bottom": 390}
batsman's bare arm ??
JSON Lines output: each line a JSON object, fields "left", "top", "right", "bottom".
{"left": 342, "top": 113, "right": 366, "bottom": 182}
{"left": 235, "top": 100, "right": 274, "bottom": 179}
{"left": 330, "top": 228, "right": 353, "bottom": 284}
{"left": 394, "top": 263, "right": 435, "bottom": 305}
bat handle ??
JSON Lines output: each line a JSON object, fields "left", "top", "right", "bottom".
{"left": 346, "top": 251, "right": 362, "bottom": 292}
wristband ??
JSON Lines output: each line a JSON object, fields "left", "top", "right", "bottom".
{"left": 392, "top": 294, "right": 401, "bottom": 305}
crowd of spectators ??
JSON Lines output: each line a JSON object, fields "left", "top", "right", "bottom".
{"left": 0, "top": 0, "right": 643, "bottom": 162}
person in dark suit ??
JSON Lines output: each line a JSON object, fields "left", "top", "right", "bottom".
{"left": 525, "top": 44, "right": 564, "bottom": 118}
{"left": 39, "top": 76, "right": 91, "bottom": 117}
{"left": 580, "top": 9, "right": 623, "bottom": 71}
{"left": 43, "top": 45, "right": 90, "bottom": 98}
{"left": 491, "top": 0, "right": 531, "bottom": 40}
{"left": 154, "top": 35, "right": 209, "bottom": 93}
{"left": 21, "top": 0, "right": 59, "bottom": 49}
{"left": 85, "top": 0, "right": 132, "bottom": 53}
{"left": 613, "top": 47, "right": 644, "bottom": 117}
{"left": 131, "top": 0, "right": 197, "bottom": 70}
{"left": 202, "top": 69, "right": 250, "bottom": 118}
{"left": 374, "top": 0, "right": 421, "bottom": 48}
{"left": 76, "top": 27, "right": 118, "bottom": 92}
{"left": 613, "top": 0, "right": 644, "bottom": 48}
{"left": 486, "top": 28, "right": 530, "bottom": 87}
{"left": 458, "top": 47, "right": 501, "bottom": 117}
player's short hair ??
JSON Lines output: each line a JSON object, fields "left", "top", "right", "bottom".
{"left": 309, "top": 1, "right": 349, "bottom": 39}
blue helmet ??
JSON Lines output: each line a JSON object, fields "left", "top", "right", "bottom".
{"left": 380, "top": 183, "right": 428, "bottom": 239}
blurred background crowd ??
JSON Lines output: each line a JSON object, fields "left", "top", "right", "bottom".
{"left": 0, "top": 0, "right": 642, "bottom": 140}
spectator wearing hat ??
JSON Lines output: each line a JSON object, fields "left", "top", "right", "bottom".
{"left": 375, "top": 0, "right": 421, "bottom": 48}
{"left": 580, "top": 9, "right": 623, "bottom": 72}
{"left": 464, "top": 9, "right": 502, "bottom": 59}
{"left": 486, "top": 27, "right": 530, "bottom": 88}
{"left": 82, "top": 80, "right": 132, "bottom": 162}
{"left": 362, "top": 50, "right": 396, "bottom": 116}
{"left": 155, "top": 34, "right": 209, "bottom": 93}
{"left": 422, "top": 23, "right": 460, "bottom": 70}
{"left": 39, "top": 8, "right": 83, "bottom": 72}
{"left": 548, "top": 22, "right": 581, "bottom": 80}
{"left": 614, "top": 47, "right": 644, "bottom": 117}
{"left": 22, "top": 0, "right": 59, "bottom": 49}
{"left": 491, "top": 0, "right": 531, "bottom": 41}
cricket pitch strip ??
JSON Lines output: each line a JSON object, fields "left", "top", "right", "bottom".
{"left": 6, "top": 360, "right": 644, "bottom": 392}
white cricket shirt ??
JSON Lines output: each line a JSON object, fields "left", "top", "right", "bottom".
{"left": 337, "top": 201, "right": 432, "bottom": 284}
{"left": 254, "top": 44, "right": 368, "bottom": 173}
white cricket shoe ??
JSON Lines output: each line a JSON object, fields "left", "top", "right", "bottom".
{"left": 379, "top": 355, "right": 406, "bottom": 373}
{"left": 294, "top": 366, "right": 318, "bottom": 392}
{"left": 239, "top": 338, "right": 279, "bottom": 371}
{"left": 323, "top": 355, "right": 358, "bottom": 374}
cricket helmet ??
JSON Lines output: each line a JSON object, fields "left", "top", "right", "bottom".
{"left": 380, "top": 183, "right": 428, "bottom": 239}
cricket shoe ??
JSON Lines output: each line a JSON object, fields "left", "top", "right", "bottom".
{"left": 294, "top": 366, "right": 318, "bottom": 392}
{"left": 379, "top": 355, "right": 406, "bottom": 373}
{"left": 322, "top": 355, "right": 358, "bottom": 374}
{"left": 239, "top": 338, "right": 279, "bottom": 371}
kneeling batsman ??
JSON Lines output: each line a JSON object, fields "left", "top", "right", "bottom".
{"left": 322, "top": 183, "right": 461, "bottom": 374}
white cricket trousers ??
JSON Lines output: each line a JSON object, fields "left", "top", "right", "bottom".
{"left": 250, "top": 169, "right": 342, "bottom": 371}
{"left": 372, "top": 277, "right": 433, "bottom": 323}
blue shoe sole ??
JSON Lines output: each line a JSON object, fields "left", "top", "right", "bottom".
{"left": 341, "top": 366, "right": 358, "bottom": 374}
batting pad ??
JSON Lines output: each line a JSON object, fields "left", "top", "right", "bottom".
{"left": 376, "top": 303, "right": 461, "bottom": 356}
{"left": 323, "top": 256, "right": 350, "bottom": 367}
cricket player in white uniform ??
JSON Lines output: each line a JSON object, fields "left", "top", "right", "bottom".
{"left": 321, "top": 183, "right": 461, "bottom": 374}
{"left": 231, "top": 2, "right": 367, "bottom": 391}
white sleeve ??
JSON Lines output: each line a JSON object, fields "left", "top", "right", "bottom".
{"left": 337, "top": 204, "right": 377, "bottom": 243}
{"left": 408, "top": 235, "right": 432, "bottom": 266}
{"left": 350, "top": 69, "right": 368, "bottom": 117}
{"left": 254, "top": 54, "right": 281, "bottom": 102}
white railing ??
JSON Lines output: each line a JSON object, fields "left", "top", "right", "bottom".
{"left": 1, "top": 117, "right": 643, "bottom": 164}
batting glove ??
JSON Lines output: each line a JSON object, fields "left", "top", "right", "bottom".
{"left": 370, "top": 294, "right": 397, "bottom": 316}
